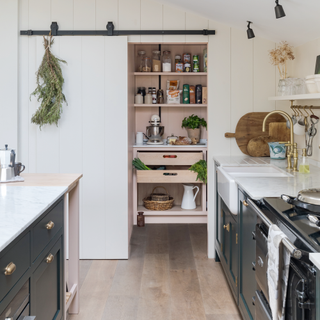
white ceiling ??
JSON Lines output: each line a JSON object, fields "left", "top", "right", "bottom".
{"left": 157, "top": 0, "right": 320, "bottom": 47}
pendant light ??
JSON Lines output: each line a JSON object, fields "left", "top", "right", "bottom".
{"left": 247, "top": 21, "right": 255, "bottom": 39}
{"left": 275, "top": 0, "right": 286, "bottom": 19}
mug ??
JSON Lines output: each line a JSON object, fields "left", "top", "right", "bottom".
{"left": 136, "top": 132, "right": 144, "bottom": 145}
{"left": 268, "top": 142, "right": 286, "bottom": 160}
{"left": 14, "top": 162, "right": 25, "bottom": 176}
{"left": 293, "top": 120, "right": 306, "bottom": 136}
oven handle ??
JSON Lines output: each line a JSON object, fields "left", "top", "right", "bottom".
{"left": 247, "top": 198, "right": 302, "bottom": 260}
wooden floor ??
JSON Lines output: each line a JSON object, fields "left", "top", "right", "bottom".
{"left": 68, "top": 224, "right": 242, "bottom": 320}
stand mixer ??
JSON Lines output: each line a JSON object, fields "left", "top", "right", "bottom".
{"left": 146, "top": 115, "right": 165, "bottom": 145}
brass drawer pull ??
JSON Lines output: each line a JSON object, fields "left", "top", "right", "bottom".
{"left": 45, "top": 221, "right": 55, "bottom": 230}
{"left": 243, "top": 200, "right": 249, "bottom": 207}
{"left": 223, "top": 224, "right": 230, "bottom": 232}
{"left": 4, "top": 262, "right": 16, "bottom": 276}
{"left": 46, "top": 254, "right": 54, "bottom": 264}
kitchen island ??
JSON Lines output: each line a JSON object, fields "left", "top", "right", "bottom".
{"left": 1, "top": 173, "right": 82, "bottom": 320}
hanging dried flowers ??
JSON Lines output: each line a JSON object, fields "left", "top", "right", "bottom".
{"left": 269, "top": 41, "right": 295, "bottom": 80}
{"left": 30, "top": 35, "right": 67, "bottom": 128}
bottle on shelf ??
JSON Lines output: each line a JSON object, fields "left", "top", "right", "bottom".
{"left": 299, "top": 148, "right": 310, "bottom": 173}
{"left": 152, "top": 51, "right": 161, "bottom": 72}
{"left": 138, "top": 50, "right": 146, "bottom": 72}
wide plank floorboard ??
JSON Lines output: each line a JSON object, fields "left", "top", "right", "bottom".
{"left": 67, "top": 224, "right": 242, "bottom": 320}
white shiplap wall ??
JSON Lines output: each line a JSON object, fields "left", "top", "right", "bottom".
{"left": 8, "top": 0, "right": 277, "bottom": 259}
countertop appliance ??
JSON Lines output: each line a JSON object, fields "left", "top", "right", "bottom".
{"left": 250, "top": 196, "right": 319, "bottom": 320}
{"left": 0, "top": 144, "right": 16, "bottom": 181}
{"left": 146, "top": 114, "right": 164, "bottom": 145}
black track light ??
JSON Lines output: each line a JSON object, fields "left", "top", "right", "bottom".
{"left": 247, "top": 21, "right": 255, "bottom": 39}
{"left": 275, "top": 0, "right": 286, "bottom": 19}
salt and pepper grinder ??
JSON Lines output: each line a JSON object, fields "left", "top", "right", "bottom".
{"left": 137, "top": 212, "right": 145, "bottom": 227}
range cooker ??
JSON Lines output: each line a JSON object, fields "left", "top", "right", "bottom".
{"left": 249, "top": 197, "right": 320, "bottom": 320}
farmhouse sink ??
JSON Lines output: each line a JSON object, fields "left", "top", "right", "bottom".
{"left": 217, "top": 165, "right": 292, "bottom": 215}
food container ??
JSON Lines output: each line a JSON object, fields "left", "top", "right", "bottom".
{"left": 176, "top": 63, "right": 183, "bottom": 73}
{"left": 167, "top": 134, "right": 178, "bottom": 144}
{"left": 167, "top": 90, "right": 182, "bottom": 104}
{"left": 268, "top": 142, "right": 287, "bottom": 160}
{"left": 137, "top": 50, "right": 146, "bottom": 72}
{"left": 203, "top": 48, "right": 207, "bottom": 72}
{"left": 183, "top": 53, "right": 191, "bottom": 64}
{"left": 142, "top": 57, "right": 151, "bottom": 72}
{"left": 162, "top": 50, "right": 171, "bottom": 72}
{"left": 183, "top": 84, "right": 190, "bottom": 104}
{"left": 195, "top": 84, "right": 202, "bottom": 104}
{"left": 157, "top": 89, "right": 164, "bottom": 104}
{"left": 193, "top": 55, "right": 200, "bottom": 72}
{"left": 152, "top": 51, "right": 161, "bottom": 72}
{"left": 184, "top": 63, "right": 191, "bottom": 72}
{"left": 190, "top": 86, "right": 195, "bottom": 104}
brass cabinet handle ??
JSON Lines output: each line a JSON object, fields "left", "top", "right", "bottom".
{"left": 45, "top": 221, "right": 55, "bottom": 230}
{"left": 45, "top": 254, "right": 54, "bottom": 264}
{"left": 223, "top": 224, "right": 230, "bottom": 232}
{"left": 243, "top": 200, "right": 249, "bottom": 207}
{"left": 4, "top": 262, "right": 16, "bottom": 276}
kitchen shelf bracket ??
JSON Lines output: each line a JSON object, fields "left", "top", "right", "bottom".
{"left": 20, "top": 21, "right": 216, "bottom": 37}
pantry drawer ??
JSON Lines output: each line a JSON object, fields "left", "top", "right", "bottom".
{"left": 138, "top": 152, "right": 203, "bottom": 166}
{"left": 136, "top": 170, "right": 200, "bottom": 183}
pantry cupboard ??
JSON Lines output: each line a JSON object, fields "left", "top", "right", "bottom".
{"left": 129, "top": 43, "right": 209, "bottom": 224}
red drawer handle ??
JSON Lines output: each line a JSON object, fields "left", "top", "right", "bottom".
{"left": 163, "top": 155, "right": 177, "bottom": 158}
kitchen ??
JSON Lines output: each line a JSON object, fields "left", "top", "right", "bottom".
{"left": 1, "top": 0, "right": 320, "bottom": 319}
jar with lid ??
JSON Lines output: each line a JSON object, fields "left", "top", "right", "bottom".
{"left": 152, "top": 88, "right": 157, "bottom": 104}
{"left": 152, "top": 51, "right": 161, "bottom": 72}
{"left": 157, "top": 89, "right": 164, "bottom": 104}
{"left": 138, "top": 50, "right": 146, "bottom": 72}
{"left": 162, "top": 50, "right": 171, "bottom": 72}
{"left": 175, "top": 55, "right": 181, "bottom": 63}
{"left": 142, "top": 57, "right": 151, "bottom": 72}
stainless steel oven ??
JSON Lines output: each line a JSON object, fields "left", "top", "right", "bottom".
{"left": 248, "top": 198, "right": 317, "bottom": 320}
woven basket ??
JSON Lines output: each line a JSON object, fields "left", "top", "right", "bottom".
{"left": 143, "top": 186, "right": 174, "bottom": 211}
{"left": 151, "top": 186, "right": 170, "bottom": 201}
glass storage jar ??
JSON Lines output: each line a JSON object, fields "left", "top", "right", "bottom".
{"left": 152, "top": 51, "right": 161, "bottom": 72}
{"left": 162, "top": 50, "right": 171, "bottom": 72}
{"left": 137, "top": 50, "right": 146, "bottom": 72}
{"left": 142, "top": 57, "right": 151, "bottom": 72}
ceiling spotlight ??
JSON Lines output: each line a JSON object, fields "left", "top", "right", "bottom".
{"left": 247, "top": 21, "right": 255, "bottom": 39}
{"left": 275, "top": 0, "right": 286, "bottom": 19}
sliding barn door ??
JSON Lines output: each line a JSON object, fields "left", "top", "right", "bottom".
{"left": 19, "top": 36, "right": 130, "bottom": 259}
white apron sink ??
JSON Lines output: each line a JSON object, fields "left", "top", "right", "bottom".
{"left": 217, "top": 165, "right": 292, "bottom": 215}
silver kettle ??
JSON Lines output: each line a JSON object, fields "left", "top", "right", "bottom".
{"left": 0, "top": 144, "right": 16, "bottom": 168}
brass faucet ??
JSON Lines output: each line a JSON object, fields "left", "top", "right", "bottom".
{"left": 262, "top": 110, "right": 298, "bottom": 172}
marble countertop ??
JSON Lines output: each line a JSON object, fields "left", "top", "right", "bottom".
{"left": 0, "top": 186, "right": 67, "bottom": 252}
{"left": 214, "top": 155, "right": 320, "bottom": 200}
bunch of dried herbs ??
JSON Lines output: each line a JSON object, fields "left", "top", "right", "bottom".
{"left": 189, "top": 160, "right": 207, "bottom": 184}
{"left": 269, "top": 41, "right": 295, "bottom": 79}
{"left": 30, "top": 35, "right": 67, "bottom": 128}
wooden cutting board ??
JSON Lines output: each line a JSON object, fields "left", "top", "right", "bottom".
{"left": 225, "top": 112, "right": 287, "bottom": 155}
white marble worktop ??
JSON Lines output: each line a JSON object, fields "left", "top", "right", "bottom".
{"left": 0, "top": 186, "right": 67, "bottom": 252}
{"left": 214, "top": 155, "right": 320, "bottom": 200}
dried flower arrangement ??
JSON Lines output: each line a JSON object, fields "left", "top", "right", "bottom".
{"left": 30, "top": 35, "right": 67, "bottom": 128}
{"left": 269, "top": 41, "right": 295, "bottom": 79}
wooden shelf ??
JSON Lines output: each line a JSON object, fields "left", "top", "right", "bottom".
{"left": 134, "top": 104, "right": 207, "bottom": 107}
{"left": 137, "top": 205, "right": 206, "bottom": 216}
{"left": 269, "top": 93, "right": 320, "bottom": 101}
{"left": 134, "top": 72, "right": 207, "bottom": 76}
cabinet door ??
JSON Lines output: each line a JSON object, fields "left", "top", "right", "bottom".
{"left": 229, "top": 216, "right": 239, "bottom": 300}
{"left": 31, "top": 237, "right": 63, "bottom": 320}
{"left": 239, "top": 190, "right": 256, "bottom": 320}
{"left": 221, "top": 201, "right": 230, "bottom": 265}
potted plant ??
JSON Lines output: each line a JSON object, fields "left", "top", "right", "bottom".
{"left": 181, "top": 114, "right": 207, "bottom": 143}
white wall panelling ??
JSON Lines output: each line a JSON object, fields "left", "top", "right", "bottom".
{"left": 15, "top": 0, "right": 277, "bottom": 259}
{"left": 0, "top": 0, "right": 18, "bottom": 150}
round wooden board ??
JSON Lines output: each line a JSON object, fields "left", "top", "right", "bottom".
{"left": 225, "top": 112, "right": 288, "bottom": 155}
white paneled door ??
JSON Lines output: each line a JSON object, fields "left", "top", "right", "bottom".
{"left": 19, "top": 36, "right": 129, "bottom": 259}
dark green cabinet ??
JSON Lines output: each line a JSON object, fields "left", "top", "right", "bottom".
{"left": 0, "top": 197, "right": 64, "bottom": 320}
{"left": 239, "top": 190, "right": 257, "bottom": 320}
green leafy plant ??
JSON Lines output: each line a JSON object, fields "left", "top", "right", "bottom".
{"left": 132, "top": 158, "right": 151, "bottom": 170}
{"left": 181, "top": 114, "right": 207, "bottom": 130}
{"left": 30, "top": 35, "right": 67, "bottom": 128}
{"left": 189, "top": 160, "right": 207, "bottom": 184}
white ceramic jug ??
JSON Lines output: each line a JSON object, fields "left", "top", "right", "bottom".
{"left": 181, "top": 184, "right": 199, "bottom": 210}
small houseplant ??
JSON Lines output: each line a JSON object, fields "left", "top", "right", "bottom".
{"left": 189, "top": 160, "right": 207, "bottom": 184}
{"left": 181, "top": 114, "right": 207, "bottom": 143}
